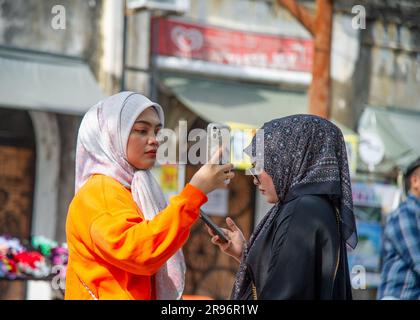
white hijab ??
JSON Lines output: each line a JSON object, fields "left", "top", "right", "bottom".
{"left": 75, "top": 91, "right": 185, "bottom": 300}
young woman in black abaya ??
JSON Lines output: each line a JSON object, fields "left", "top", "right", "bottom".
{"left": 208, "top": 115, "right": 357, "bottom": 300}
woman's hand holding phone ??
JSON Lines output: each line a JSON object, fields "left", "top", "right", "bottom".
{"left": 206, "top": 217, "right": 246, "bottom": 263}
{"left": 190, "top": 148, "right": 234, "bottom": 194}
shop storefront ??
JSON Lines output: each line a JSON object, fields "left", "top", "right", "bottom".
{"left": 0, "top": 46, "right": 104, "bottom": 299}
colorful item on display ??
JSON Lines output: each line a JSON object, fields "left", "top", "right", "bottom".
{"left": 32, "top": 235, "right": 58, "bottom": 257}
{"left": 0, "top": 235, "right": 68, "bottom": 280}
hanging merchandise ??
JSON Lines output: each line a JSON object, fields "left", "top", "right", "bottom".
{"left": 32, "top": 235, "right": 58, "bottom": 257}
{"left": 0, "top": 235, "right": 68, "bottom": 280}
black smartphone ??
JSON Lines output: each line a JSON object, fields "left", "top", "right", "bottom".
{"left": 200, "top": 210, "right": 229, "bottom": 243}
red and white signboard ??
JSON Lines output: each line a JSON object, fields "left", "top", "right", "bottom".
{"left": 152, "top": 17, "right": 313, "bottom": 73}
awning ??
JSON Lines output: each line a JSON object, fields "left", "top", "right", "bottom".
{"left": 0, "top": 46, "right": 105, "bottom": 115}
{"left": 358, "top": 106, "right": 420, "bottom": 172}
{"left": 160, "top": 73, "right": 362, "bottom": 173}
{"left": 159, "top": 73, "right": 308, "bottom": 128}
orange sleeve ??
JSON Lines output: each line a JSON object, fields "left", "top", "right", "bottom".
{"left": 89, "top": 183, "right": 207, "bottom": 275}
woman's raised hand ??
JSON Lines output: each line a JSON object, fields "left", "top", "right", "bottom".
{"left": 189, "top": 148, "right": 235, "bottom": 194}
{"left": 207, "top": 217, "right": 246, "bottom": 263}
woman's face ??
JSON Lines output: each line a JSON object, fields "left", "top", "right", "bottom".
{"left": 251, "top": 164, "right": 279, "bottom": 203}
{"left": 126, "top": 107, "right": 162, "bottom": 170}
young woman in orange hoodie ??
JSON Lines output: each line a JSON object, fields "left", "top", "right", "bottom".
{"left": 65, "top": 92, "right": 234, "bottom": 300}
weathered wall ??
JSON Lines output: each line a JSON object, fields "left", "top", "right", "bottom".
{"left": 330, "top": 11, "right": 420, "bottom": 130}
{"left": 188, "top": 0, "right": 311, "bottom": 38}
{"left": 330, "top": 13, "right": 366, "bottom": 129}
{"left": 366, "top": 21, "right": 420, "bottom": 111}
{"left": 56, "top": 114, "right": 81, "bottom": 244}
{"left": 0, "top": 0, "right": 105, "bottom": 243}
{"left": 0, "top": 0, "right": 104, "bottom": 75}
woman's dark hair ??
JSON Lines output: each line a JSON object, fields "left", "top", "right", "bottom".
{"left": 404, "top": 158, "right": 420, "bottom": 194}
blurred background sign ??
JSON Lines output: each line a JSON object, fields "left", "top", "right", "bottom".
{"left": 226, "top": 122, "right": 256, "bottom": 171}
{"left": 348, "top": 181, "right": 401, "bottom": 289}
{"left": 153, "top": 16, "right": 313, "bottom": 85}
{"left": 201, "top": 189, "right": 229, "bottom": 217}
{"left": 153, "top": 17, "right": 313, "bottom": 72}
{"left": 127, "top": 0, "right": 190, "bottom": 13}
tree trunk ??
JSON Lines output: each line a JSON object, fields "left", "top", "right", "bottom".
{"left": 309, "top": 0, "right": 333, "bottom": 119}
{"left": 277, "top": 0, "right": 333, "bottom": 119}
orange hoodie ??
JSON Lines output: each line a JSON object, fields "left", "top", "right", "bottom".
{"left": 64, "top": 174, "right": 207, "bottom": 300}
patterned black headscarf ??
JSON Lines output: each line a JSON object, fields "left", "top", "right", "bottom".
{"left": 231, "top": 114, "right": 357, "bottom": 299}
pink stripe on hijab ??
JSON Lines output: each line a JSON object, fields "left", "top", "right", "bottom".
{"left": 75, "top": 91, "right": 185, "bottom": 300}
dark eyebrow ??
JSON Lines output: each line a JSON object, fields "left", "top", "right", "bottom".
{"left": 134, "top": 120, "right": 162, "bottom": 127}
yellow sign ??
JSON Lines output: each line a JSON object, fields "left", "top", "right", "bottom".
{"left": 344, "top": 134, "right": 358, "bottom": 176}
{"left": 160, "top": 165, "right": 178, "bottom": 192}
{"left": 225, "top": 122, "right": 257, "bottom": 170}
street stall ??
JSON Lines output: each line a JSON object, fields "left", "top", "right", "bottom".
{"left": 0, "top": 46, "right": 104, "bottom": 299}
{"left": 0, "top": 235, "right": 68, "bottom": 298}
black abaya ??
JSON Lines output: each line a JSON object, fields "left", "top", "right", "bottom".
{"left": 236, "top": 193, "right": 352, "bottom": 300}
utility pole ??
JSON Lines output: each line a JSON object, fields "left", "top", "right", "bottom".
{"left": 121, "top": 0, "right": 188, "bottom": 99}
{"left": 277, "top": 0, "right": 333, "bottom": 119}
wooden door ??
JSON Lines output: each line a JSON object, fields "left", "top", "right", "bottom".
{"left": 0, "top": 109, "right": 35, "bottom": 300}
{"left": 182, "top": 165, "right": 255, "bottom": 299}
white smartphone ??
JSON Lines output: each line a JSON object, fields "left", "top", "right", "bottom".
{"left": 207, "top": 123, "right": 231, "bottom": 184}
